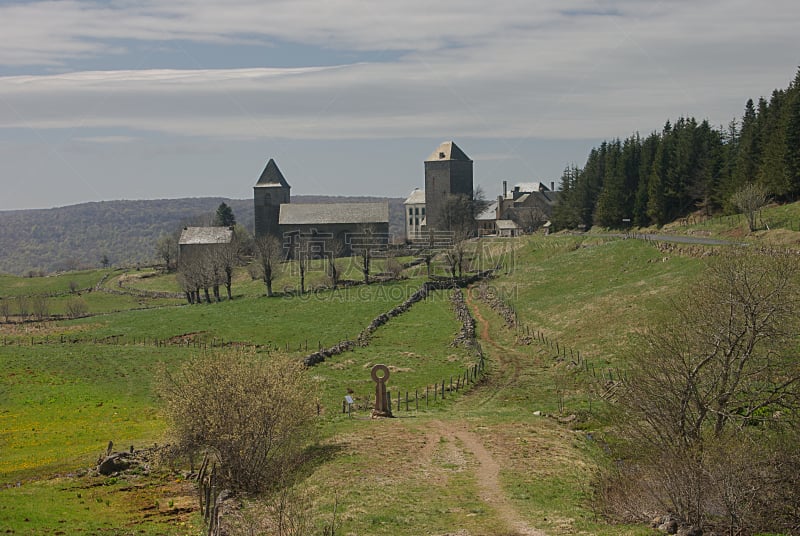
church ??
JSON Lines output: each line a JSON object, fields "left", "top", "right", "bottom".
{"left": 252, "top": 159, "right": 390, "bottom": 255}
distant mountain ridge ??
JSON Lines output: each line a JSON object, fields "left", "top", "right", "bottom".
{"left": 0, "top": 196, "right": 405, "bottom": 275}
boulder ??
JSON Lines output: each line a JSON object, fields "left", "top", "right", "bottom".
{"left": 98, "top": 453, "right": 131, "bottom": 475}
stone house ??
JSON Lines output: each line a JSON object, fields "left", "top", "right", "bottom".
{"left": 178, "top": 226, "right": 234, "bottom": 257}
{"left": 253, "top": 159, "right": 389, "bottom": 256}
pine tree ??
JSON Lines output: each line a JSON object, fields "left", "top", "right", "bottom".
{"left": 633, "top": 132, "right": 659, "bottom": 226}
{"left": 783, "top": 68, "right": 800, "bottom": 199}
{"left": 214, "top": 202, "right": 236, "bottom": 227}
{"left": 727, "top": 99, "right": 762, "bottom": 208}
{"left": 757, "top": 89, "right": 790, "bottom": 198}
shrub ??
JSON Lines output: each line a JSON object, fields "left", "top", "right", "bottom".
{"left": 158, "top": 349, "right": 317, "bottom": 493}
{"left": 65, "top": 297, "right": 89, "bottom": 319}
{"left": 600, "top": 250, "right": 800, "bottom": 534}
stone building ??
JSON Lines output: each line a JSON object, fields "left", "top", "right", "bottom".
{"left": 424, "top": 141, "right": 474, "bottom": 231}
{"left": 477, "top": 181, "right": 560, "bottom": 235}
{"left": 178, "top": 226, "right": 234, "bottom": 257}
{"left": 403, "top": 188, "right": 426, "bottom": 241}
{"left": 253, "top": 159, "right": 389, "bottom": 255}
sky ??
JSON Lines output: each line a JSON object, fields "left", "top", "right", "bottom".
{"left": 0, "top": 1, "right": 798, "bottom": 211}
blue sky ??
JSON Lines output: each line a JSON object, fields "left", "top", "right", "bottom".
{"left": 1, "top": 0, "right": 799, "bottom": 210}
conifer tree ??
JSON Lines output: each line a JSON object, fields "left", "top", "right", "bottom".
{"left": 214, "top": 202, "right": 236, "bottom": 227}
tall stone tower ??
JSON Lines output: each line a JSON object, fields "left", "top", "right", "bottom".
{"left": 253, "top": 158, "right": 290, "bottom": 238}
{"left": 424, "top": 141, "right": 473, "bottom": 231}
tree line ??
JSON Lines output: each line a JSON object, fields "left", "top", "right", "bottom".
{"left": 553, "top": 68, "right": 800, "bottom": 230}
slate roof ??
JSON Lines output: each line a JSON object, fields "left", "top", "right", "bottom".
{"left": 278, "top": 203, "right": 389, "bottom": 226}
{"left": 179, "top": 226, "right": 234, "bottom": 245}
{"left": 404, "top": 188, "right": 425, "bottom": 205}
{"left": 254, "top": 158, "right": 290, "bottom": 188}
{"left": 425, "top": 141, "right": 471, "bottom": 162}
{"left": 515, "top": 182, "right": 548, "bottom": 193}
{"left": 476, "top": 201, "right": 499, "bottom": 221}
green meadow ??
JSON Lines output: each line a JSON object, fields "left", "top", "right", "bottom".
{"left": 1, "top": 205, "right": 798, "bottom": 535}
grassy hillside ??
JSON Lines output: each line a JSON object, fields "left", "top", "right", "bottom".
{"left": 1, "top": 207, "right": 797, "bottom": 535}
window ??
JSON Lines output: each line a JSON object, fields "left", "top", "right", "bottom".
{"left": 409, "top": 208, "right": 413, "bottom": 216}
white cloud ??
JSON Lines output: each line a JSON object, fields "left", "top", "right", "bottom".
{"left": 0, "top": 1, "right": 798, "bottom": 142}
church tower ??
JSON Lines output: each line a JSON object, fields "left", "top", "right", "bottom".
{"left": 424, "top": 141, "right": 473, "bottom": 231}
{"left": 253, "top": 158, "right": 290, "bottom": 238}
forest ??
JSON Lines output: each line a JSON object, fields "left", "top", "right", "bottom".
{"left": 553, "top": 68, "right": 800, "bottom": 230}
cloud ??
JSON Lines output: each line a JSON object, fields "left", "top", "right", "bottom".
{"left": 72, "top": 135, "right": 139, "bottom": 144}
{"left": 0, "top": 0, "right": 799, "bottom": 143}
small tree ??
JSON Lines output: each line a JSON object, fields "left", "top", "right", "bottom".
{"left": 351, "top": 224, "right": 384, "bottom": 285}
{"left": 100, "top": 255, "right": 111, "bottom": 269}
{"left": 15, "top": 296, "right": 28, "bottom": 319}
{"left": 442, "top": 229, "right": 472, "bottom": 278}
{"left": 295, "top": 233, "right": 311, "bottom": 295}
{"left": 324, "top": 236, "right": 345, "bottom": 290}
{"left": 65, "top": 297, "right": 89, "bottom": 319}
{"left": 730, "top": 182, "right": 768, "bottom": 232}
{"left": 30, "top": 295, "right": 49, "bottom": 321}
{"left": 214, "top": 202, "right": 236, "bottom": 227}
{"left": 158, "top": 350, "right": 316, "bottom": 494}
{"left": 253, "top": 235, "right": 285, "bottom": 297}
{"left": 0, "top": 299, "right": 10, "bottom": 322}
{"left": 156, "top": 232, "right": 180, "bottom": 272}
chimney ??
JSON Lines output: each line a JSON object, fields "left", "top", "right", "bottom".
{"left": 502, "top": 180, "right": 507, "bottom": 198}
{"left": 550, "top": 181, "right": 555, "bottom": 191}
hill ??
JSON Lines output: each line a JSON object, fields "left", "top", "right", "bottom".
{"left": 0, "top": 196, "right": 405, "bottom": 275}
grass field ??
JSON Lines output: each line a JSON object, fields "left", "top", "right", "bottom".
{"left": 1, "top": 212, "right": 798, "bottom": 535}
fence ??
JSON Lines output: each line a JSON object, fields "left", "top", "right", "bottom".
{"left": 342, "top": 356, "right": 487, "bottom": 416}
{"left": 474, "top": 283, "right": 626, "bottom": 405}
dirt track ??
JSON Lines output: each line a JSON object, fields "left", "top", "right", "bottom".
{"left": 416, "top": 293, "right": 546, "bottom": 536}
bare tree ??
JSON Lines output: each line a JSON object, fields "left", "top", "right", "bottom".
{"left": 177, "top": 247, "right": 209, "bottom": 304}
{"left": 351, "top": 224, "right": 385, "bottom": 285}
{"left": 65, "top": 297, "right": 89, "bottom": 319}
{"left": 158, "top": 349, "right": 317, "bottom": 494}
{"left": 15, "top": 296, "right": 28, "bottom": 319}
{"left": 324, "top": 236, "right": 345, "bottom": 290}
{"left": 30, "top": 295, "right": 49, "bottom": 321}
{"left": 288, "top": 232, "right": 311, "bottom": 295}
{"left": 385, "top": 250, "right": 403, "bottom": 280}
{"left": 509, "top": 206, "right": 547, "bottom": 233}
{"left": 0, "top": 299, "right": 10, "bottom": 322}
{"left": 156, "top": 231, "right": 180, "bottom": 272}
{"left": 730, "top": 182, "right": 769, "bottom": 232}
{"left": 442, "top": 227, "right": 472, "bottom": 278}
{"left": 253, "top": 235, "right": 285, "bottom": 297}
{"left": 604, "top": 250, "right": 800, "bottom": 532}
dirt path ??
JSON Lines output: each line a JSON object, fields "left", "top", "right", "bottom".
{"left": 419, "top": 293, "right": 546, "bottom": 536}
{"left": 425, "top": 420, "right": 545, "bottom": 536}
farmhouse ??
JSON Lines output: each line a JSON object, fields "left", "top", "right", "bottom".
{"left": 178, "top": 226, "right": 234, "bottom": 256}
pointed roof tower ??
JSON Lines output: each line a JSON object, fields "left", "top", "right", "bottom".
{"left": 425, "top": 141, "right": 471, "bottom": 162}
{"left": 255, "top": 158, "right": 291, "bottom": 188}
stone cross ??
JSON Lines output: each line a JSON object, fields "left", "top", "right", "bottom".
{"left": 371, "top": 364, "right": 392, "bottom": 417}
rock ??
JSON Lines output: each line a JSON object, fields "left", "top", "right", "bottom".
{"left": 677, "top": 524, "right": 702, "bottom": 536}
{"left": 98, "top": 453, "right": 131, "bottom": 475}
{"left": 655, "top": 513, "right": 682, "bottom": 535}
